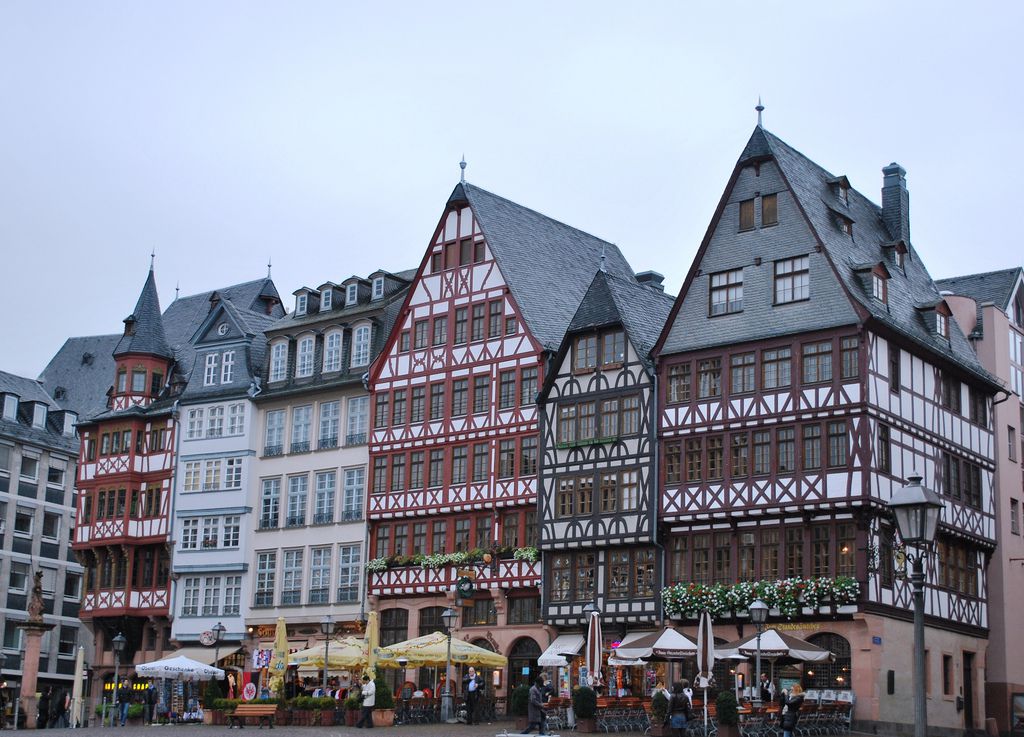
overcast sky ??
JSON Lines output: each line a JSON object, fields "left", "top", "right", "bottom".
{"left": 1, "top": 2, "right": 1021, "bottom": 378}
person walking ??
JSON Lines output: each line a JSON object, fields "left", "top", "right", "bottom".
{"left": 463, "top": 667, "right": 483, "bottom": 725}
{"left": 117, "top": 681, "right": 132, "bottom": 726}
{"left": 780, "top": 684, "right": 805, "bottom": 737}
{"left": 49, "top": 688, "right": 68, "bottom": 729}
{"left": 355, "top": 673, "right": 375, "bottom": 729}
{"left": 668, "top": 682, "right": 692, "bottom": 737}
{"left": 524, "top": 675, "right": 549, "bottom": 735}
{"left": 144, "top": 684, "right": 157, "bottom": 725}
{"left": 37, "top": 687, "right": 51, "bottom": 729}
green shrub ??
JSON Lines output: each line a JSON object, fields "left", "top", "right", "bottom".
{"left": 212, "top": 698, "right": 242, "bottom": 711}
{"left": 716, "top": 689, "right": 739, "bottom": 727}
{"left": 572, "top": 686, "right": 597, "bottom": 719}
{"left": 127, "top": 703, "right": 145, "bottom": 719}
{"left": 651, "top": 691, "right": 669, "bottom": 724}
{"left": 344, "top": 694, "right": 361, "bottom": 711}
{"left": 373, "top": 673, "right": 395, "bottom": 710}
{"left": 204, "top": 678, "right": 223, "bottom": 705}
{"left": 510, "top": 685, "right": 530, "bottom": 716}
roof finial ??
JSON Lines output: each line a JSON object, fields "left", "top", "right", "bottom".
{"left": 755, "top": 97, "right": 765, "bottom": 128}
{"left": 599, "top": 244, "right": 607, "bottom": 274}
{"left": 150, "top": 249, "right": 156, "bottom": 271}
{"left": 267, "top": 257, "right": 272, "bottom": 278}
{"left": 175, "top": 282, "right": 180, "bottom": 301}
{"left": 460, "top": 155, "right": 467, "bottom": 184}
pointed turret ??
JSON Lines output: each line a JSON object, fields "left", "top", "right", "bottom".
{"left": 114, "top": 268, "right": 173, "bottom": 360}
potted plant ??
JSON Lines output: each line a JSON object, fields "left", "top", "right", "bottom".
{"left": 371, "top": 673, "right": 396, "bottom": 727}
{"left": 572, "top": 686, "right": 598, "bottom": 733}
{"left": 715, "top": 690, "right": 740, "bottom": 737}
{"left": 649, "top": 691, "right": 670, "bottom": 736}
{"left": 344, "top": 693, "right": 361, "bottom": 726}
{"left": 510, "top": 684, "right": 530, "bottom": 731}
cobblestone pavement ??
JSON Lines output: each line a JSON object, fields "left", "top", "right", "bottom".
{"left": 72, "top": 721, "right": 538, "bottom": 737}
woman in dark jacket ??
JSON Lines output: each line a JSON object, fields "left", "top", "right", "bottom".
{"left": 667, "top": 681, "right": 691, "bottom": 737}
{"left": 780, "top": 684, "right": 805, "bottom": 737}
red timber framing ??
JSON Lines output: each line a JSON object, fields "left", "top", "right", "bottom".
{"left": 367, "top": 199, "right": 544, "bottom": 600}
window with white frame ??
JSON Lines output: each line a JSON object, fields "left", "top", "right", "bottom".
{"left": 222, "top": 515, "right": 241, "bottom": 547}
{"left": 323, "top": 331, "right": 342, "bottom": 373}
{"left": 19, "top": 455, "right": 38, "bottom": 480}
{"left": 47, "top": 460, "right": 66, "bottom": 487}
{"left": 372, "top": 277, "right": 384, "bottom": 300}
{"left": 296, "top": 293, "right": 307, "bottom": 315}
{"left": 14, "top": 507, "right": 33, "bottom": 536}
{"left": 182, "top": 576, "right": 200, "bottom": 616}
{"left": 207, "top": 406, "right": 225, "bottom": 437}
{"left": 291, "top": 405, "right": 312, "bottom": 451}
{"left": 337, "top": 544, "right": 361, "bottom": 602}
{"left": 42, "top": 512, "right": 60, "bottom": 540}
{"left": 310, "top": 547, "right": 331, "bottom": 604}
{"left": 64, "top": 573, "right": 81, "bottom": 600}
{"left": 347, "top": 397, "right": 368, "bottom": 443}
{"left": 346, "top": 283, "right": 358, "bottom": 305}
{"left": 259, "top": 478, "right": 280, "bottom": 528}
{"left": 296, "top": 336, "right": 314, "bottom": 378}
{"left": 774, "top": 255, "right": 810, "bottom": 304}
{"left": 348, "top": 327, "right": 369, "bottom": 369}
{"left": 224, "top": 575, "right": 242, "bottom": 614}
{"left": 709, "top": 269, "right": 744, "bottom": 316}
{"left": 187, "top": 408, "right": 204, "bottom": 440}
{"left": 254, "top": 553, "right": 276, "bottom": 606}
{"left": 58, "top": 626, "right": 78, "bottom": 657}
{"left": 343, "top": 467, "right": 365, "bottom": 520}
{"left": 223, "top": 457, "right": 243, "bottom": 489}
{"left": 9, "top": 561, "right": 30, "bottom": 591}
{"left": 183, "top": 462, "right": 201, "bottom": 492}
{"left": 181, "top": 518, "right": 199, "bottom": 549}
{"left": 221, "top": 351, "right": 235, "bottom": 383}
{"left": 281, "top": 549, "right": 303, "bottom": 605}
{"left": 936, "top": 311, "right": 949, "bottom": 338}
{"left": 319, "top": 400, "right": 340, "bottom": 447}
{"left": 202, "top": 517, "right": 220, "bottom": 548}
{"left": 203, "top": 459, "right": 222, "bottom": 490}
{"left": 314, "top": 471, "right": 335, "bottom": 524}
{"left": 0, "top": 444, "right": 9, "bottom": 474}
{"left": 227, "top": 403, "right": 246, "bottom": 435}
{"left": 286, "top": 475, "right": 308, "bottom": 527}
{"left": 269, "top": 342, "right": 288, "bottom": 382}
{"left": 265, "top": 410, "right": 285, "bottom": 453}
{"left": 204, "top": 353, "right": 219, "bottom": 386}
{"left": 321, "top": 289, "right": 333, "bottom": 311}
{"left": 203, "top": 576, "right": 221, "bottom": 615}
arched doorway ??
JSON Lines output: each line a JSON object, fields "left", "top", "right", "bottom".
{"left": 803, "top": 633, "right": 852, "bottom": 690}
{"left": 508, "top": 637, "right": 541, "bottom": 691}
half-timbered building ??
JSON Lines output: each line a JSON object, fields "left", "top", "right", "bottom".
{"left": 652, "top": 127, "right": 1000, "bottom": 734}
{"left": 367, "top": 182, "right": 637, "bottom": 694}
{"left": 536, "top": 268, "right": 673, "bottom": 674}
{"left": 67, "top": 270, "right": 283, "bottom": 706}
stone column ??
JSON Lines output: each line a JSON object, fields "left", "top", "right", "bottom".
{"left": 19, "top": 571, "right": 56, "bottom": 729}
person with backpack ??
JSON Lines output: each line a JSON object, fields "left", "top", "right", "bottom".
{"left": 668, "top": 681, "right": 692, "bottom": 737}
{"left": 780, "top": 684, "right": 805, "bottom": 737}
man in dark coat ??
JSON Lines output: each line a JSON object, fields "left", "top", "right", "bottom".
{"left": 524, "top": 675, "right": 548, "bottom": 735}
{"left": 463, "top": 667, "right": 484, "bottom": 725}
{"left": 37, "top": 687, "right": 51, "bottom": 729}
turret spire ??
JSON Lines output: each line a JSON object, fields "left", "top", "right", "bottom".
{"left": 460, "top": 155, "right": 467, "bottom": 183}
{"left": 114, "top": 268, "right": 173, "bottom": 360}
{"left": 756, "top": 97, "right": 765, "bottom": 128}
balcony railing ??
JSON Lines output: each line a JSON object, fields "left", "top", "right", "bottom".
{"left": 309, "top": 587, "right": 329, "bottom": 604}
{"left": 290, "top": 441, "right": 311, "bottom": 454}
{"left": 281, "top": 589, "right": 301, "bottom": 605}
{"left": 345, "top": 432, "right": 367, "bottom": 446}
{"left": 223, "top": 604, "right": 240, "bottom": 615}
{"left": 263, "top": 445, "right": 283, "bottom": 457}
{"left": 337, "top": 585, "right": 359, "bottom": 603}
{"left": 285, "top": 515, "right": 305, "bottom": 528}
{"left": 202, "top": 605, "right": 219, "bottom": 616}
{"left": 182, "top": 606, "right": 198, "bottom": 616}
{"left": 259, "top": 516, "right": 277, "bottom": 530}
{"left": 254, "top": 591, "right": 273, "bottom": 607}
{"left": 201, "top": 539, "right": 218, "bottom": 549}
{"left": 341, "top": 508, "right": 363, "bottom": 522}
{"left": 318, "top": 435, "right": 339, "bottom": 450}
{"left": 312, "top": 512, "right": 333, "bottom": 525}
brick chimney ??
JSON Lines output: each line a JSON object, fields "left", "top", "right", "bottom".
{"left": 881, "top": 162, "right": 910, "bottom": 243}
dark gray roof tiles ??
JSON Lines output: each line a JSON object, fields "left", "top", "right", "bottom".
{"left": 935, "top": 268, "right": 1022, "bottom": 312}
{"left": 0, "top": 370, "right": 78, "bottom": 453}
{"left": 745, "top": 127, "right": 993, "bottom": 384}
{"left": 114, "top": 269, "right": 173, "bottom": 359}
{"left": 453, "top": 183, "right": 637, "bottom": 350}
{"left": 0, "top": 370, "right": 62, "bottom": 407}
{"left": 38, "top": 334, "right": 120, "bottom": 419}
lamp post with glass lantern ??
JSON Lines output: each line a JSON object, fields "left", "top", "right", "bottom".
{"left": 749, "top": 599, "right": 768, "bottom": 708}
{"left": 440, "top": 607, "right": 458, "bottom": 723}
{"left": 320, "top": 616, "right": 333, "bottom": 692}
{"left": 888, "top": 474, "right": 943, "bottom": 737}
{"left": 111, "top": 632, "right": 126, "bottom": 728}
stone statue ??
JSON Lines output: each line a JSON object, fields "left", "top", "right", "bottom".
{"left": 28, "top": 571, "right": 44, "bottom": 621}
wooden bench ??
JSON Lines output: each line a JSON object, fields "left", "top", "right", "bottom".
{"left": 227, "top": 703, "right": 277, "bottom": 729}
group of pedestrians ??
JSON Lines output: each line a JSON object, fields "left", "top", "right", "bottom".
{"left": 35, "top": 687, "right": 69, "bottom": 729}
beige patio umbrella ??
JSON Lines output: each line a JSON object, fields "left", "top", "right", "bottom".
{"left": 289, "top": 636, "right": 369, "bottom": 669}
{"left": 268, "top": 617, "right": 289, "bottom": 696}
{"left": 374, "top": 632, "right": 508, "bottom": 668}
{"left": 365, "top": 610, "right": 380, "bottom": 679}
{"left": 70, "top": 645, "right": 85, "bottom": 727}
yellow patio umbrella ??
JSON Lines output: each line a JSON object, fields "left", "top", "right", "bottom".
{"left": 374, "top": 631, "right": 508, "bottom": 669}
{"left": 289, "top": 636, "right": 370, "bottom": 669}
{"left": 269, "top": 617, "right": 289, "bottom": 696}
{"left": 365, "top": 610, "right": 380, "bottom": 679}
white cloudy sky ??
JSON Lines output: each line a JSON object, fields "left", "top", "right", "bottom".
{"left": 1, "top": 1, "right": 1021, "bottom": 378}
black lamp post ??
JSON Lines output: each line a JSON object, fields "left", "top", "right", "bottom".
{"left": 440, "top": 607, "right": 458, "bottom": 723}
{"left": 112, "top": 632, "right": 127, "bottom": 728}
{"left": 212, "top": 622, "right": 226, "bottom": 668}
{"left": 888, "top": 474, "right": 943, "bottom": 737}
{"left": 749, "top": 599, "right": 768, "bottom": 708}
{"left": 319, "top": 616, "right": 333, "bottom": 692}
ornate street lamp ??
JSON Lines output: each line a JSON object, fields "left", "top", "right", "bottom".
{"left": 889, "top": 474, "right": 943, "bottom": 737}
{"left": 440, "top": 607, "right": 458, "bottom": 723}
{"left": 212, "top": 622, "right": 226, "bottom": 669}
{"left": 320, "top": 616, "right": 333, "bottom": 692}
{"left": 112, "top": 632, "right": 127, "bottom": 728}
{"left": 749, "top": 600, "right": 768, "bottom": 708}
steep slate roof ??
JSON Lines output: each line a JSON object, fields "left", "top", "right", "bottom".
{"left": 935, "top": 268, "right": 1022, "bottom": 311}
{"left": 0, "top": 370, "right": 61, "bottom": 408}
{"left": 566, "top": 270, "right": 675, "bottom": 372}
{"left": 114, "top": 269, "right": 173, "bottom": 359}
{"left": 671, "top": 126, "right": 992, "bottom": 383}
{"left": 0, "top": 370, "right": 78, "bottom": 453}
{"left": 451, "top": 183, "right": 637, "bottom": 350}
{"left": 38, "top": 334, "right": 120, "bottom": 419}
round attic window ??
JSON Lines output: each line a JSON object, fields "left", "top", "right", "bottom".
{"left": 217, "top": 323, "right": 229, "bottom": 336}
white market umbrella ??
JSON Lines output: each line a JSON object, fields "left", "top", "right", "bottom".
{"left": 716, "top": 628, "right": 831, "bottom": 662}
{"left": 585, "top": 609, "right": 603, "bottom": 689}
{"left": 610, "top": 627, "right": 698, "bottom": 664}
{"left": 135, "top": 655, "right": 225, "bottom": 681}
{"left": 70, "top": 646, "right": 85, "bottom": 727}
{"left": 696, "top": 611, "right": 716, "bottom": 732}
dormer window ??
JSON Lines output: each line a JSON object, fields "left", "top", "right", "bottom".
{"left": 837, "top": 214, "right": 853, "bottom": 235}
{"left": 269, "top": 342, "right": 288, "bottom": 382}
{"left": 132, "top": 369, "right": 147, "bottom": 393}
{"left": 2, "top": 395, "right": 17, "bottom": 420}
{"left": 837, "top": 184, "right": 848, "bottom": 204}
{"left": 372, "top": 277, "right": 385, "bottom": 300}
{"left": 204, "top": 354, "right": 219, "bottom": 386}
{"left": 116, "top": 369, "right": 127, "bottom": 393}
{"left": 321, "top": 290, "right": 333, "bottom": 311}
{"left": 872, "top": 273, "right": 887, "bottom": 303}
{"left": 296, "top": 294, "right": 308, "bottom": 316}
{"left": 346, "top": 284, "right": 358, "bottom": 306}
{"left": 936, "top": 311, "right": 948, "bottom": 338}
{"left": 32, "top": 404, "right": 47, "bottom": 429}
